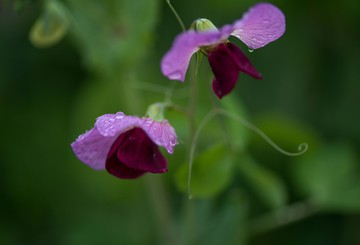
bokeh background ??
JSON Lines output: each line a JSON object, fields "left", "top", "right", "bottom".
{"left": 1, "top": 0, "right": 360, "bottom": 244}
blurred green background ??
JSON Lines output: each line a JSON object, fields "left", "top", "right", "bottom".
{"left": 1, "top": 0, "right": 360, "bottom": 244}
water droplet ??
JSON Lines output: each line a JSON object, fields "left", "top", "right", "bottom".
{"left": 168, "top": 71, "right": 182, "bottom": 80}
{"left": 248, "top": 48, "right": 254, "bottom": 53}
{"left": 267, "top": 34, "right": 274, "bottom": 38}
{"left": 115, "top": 113, "right": 125, "bottom": 119}
{"left": 145, "top": 119, "right": 153, "bottom": 126}
{"left": 251, "top": 36, "right": 258, "bottom": 41}
{"left": 262, "top": 19, "right": 270, "bottom": 24}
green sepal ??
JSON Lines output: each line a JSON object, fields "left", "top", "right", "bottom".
{"left": 195, "top": 51, "right": 203, "bottom": 75}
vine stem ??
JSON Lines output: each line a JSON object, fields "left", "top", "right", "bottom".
{"left": 186, "top": 107, "right": 309, "bottom": 198}
{"left": 186, "top": 60, "right": 199, "bottom": 199}
{"left": 166, "top": 0, "right": 186, "bottom": 32}
{"left": 145, "top": 176, "right": 178, "bottom": 245}
{"left": 217, "top": 109, "right": 309, "bottom": 156}
{"left": 187, "top": 109, "right": 217, "bottom": 199}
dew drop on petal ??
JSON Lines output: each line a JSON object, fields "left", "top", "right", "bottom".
{"left": 145, "top": 119, "right": 153, "bottom": 126}
{"left": 115, "top": 112, "right": 125, "bottom": 119}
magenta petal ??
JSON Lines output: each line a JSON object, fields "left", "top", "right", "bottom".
{"left": 208, "top": 43, "right": 240, "bottom": 99}
{"left": 231, "top": 3, "right": 285, "bottom": 49}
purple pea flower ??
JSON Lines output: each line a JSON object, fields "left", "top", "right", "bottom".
{"left": 161, "top": 3, "right": 285, "bottom": 99}
{"left": 71, "top": 112, "right": 178, "bottom": 179}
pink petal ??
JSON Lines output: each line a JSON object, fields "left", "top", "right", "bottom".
{"left": 231, "top": 3, "right": 285, "bottom": 49}
{"left": 95, "top": 112, "right": 178, "bottom": 154}
{"left": 71, "top": 128, "right": 114, "bottom": 170}
{"left": 161, "top": 25, "right": 234, "bottom": 82}
{"left": 71, "top": 112, "right": 178, "bottom": 170}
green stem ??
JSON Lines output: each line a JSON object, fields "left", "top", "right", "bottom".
{"left": 187, "top": 110, "right": 217, "bottom": 198}
{"left": 166, "top": 0, "right": 186, "bottom": 32}
{"left": 207, "top": 78, "right": 234, "bottom": 150}
{"left": 186, "top": 60, "right": 199, "bottom": 199}
{"left": 145, "top": 175, "right": 178, "bottom": 245}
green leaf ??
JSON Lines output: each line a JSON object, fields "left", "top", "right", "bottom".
{"left": 237, "top": 154, "right": 287, "bottom": 208}
{"left": 293, "top": 142, "right": 360, "bottom": 212}
{"left": 175, "top": 143, "right": 234, "bottom": 198}
{"left": 67, "top": 0, "right": 160, "bottom": 74}
{"left": 29, "top": 0, "right": 69, "bottom": 48}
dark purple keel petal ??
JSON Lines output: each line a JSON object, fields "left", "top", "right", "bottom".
{"left": 105, "top": 129, "right": 146, "bottom": 179}
{"left": 105, "top": 127, "right": 167, "bottom": 179}
{"left": 106, "top": 152, "right": 146, "bottom": 179}
{"left": 208, "top": 42, "right": 262, "bottom": 99}
{"left": 226, "top": 42, "right": 262, "bottom": 79}
{"left": 208, "top": 43, "right": 240, "bottom": 99}
{"left": 117, "top": 128, "right": 167, "bottom": 173}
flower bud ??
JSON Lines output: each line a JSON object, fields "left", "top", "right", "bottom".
{"left": 146, "top": 102, "right": 166, "bottom": 122}
{"left": 190, "top": 18, "right": 218, "bottom": 32}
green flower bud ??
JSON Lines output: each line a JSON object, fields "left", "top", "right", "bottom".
{"left": 147, "top": 102, "right": 167, "bottom": 122}
{"left": 190, "top": 18, "right": 218, "bottom": 32}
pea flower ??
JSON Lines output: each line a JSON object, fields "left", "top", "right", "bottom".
{"left": 71, "top": 112, "right": 178, "bottom": 179}
{"left": 161, "top": 3, "right": 285, "bottom": 99}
